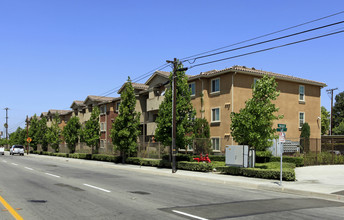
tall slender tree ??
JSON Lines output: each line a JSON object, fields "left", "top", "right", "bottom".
{"left": 321, "top": 106, "right": 330, "bottom": 135}
{"left": 63, "top": 116, "right": 81, "bottom": 153}
{"left": 230, "top": 75, "right": 283, "bottom": 151}
{"left": 81, "top": 107, "right": 100, "bottom": 154}
{"left": 38, "top": 117, "right": 49, "bottom": 151}
{"left": 155, "top": 62, "right": 196, "bottom": 155}
{"left": 46, "top": 113, "right": 62, "bottom": 152}
{"left": 333, "top": 91, "right": 344, "bottom": 129}
{"left": 28, "top": 114, "right": 40, "bottom": 151}
{"left": 111, "top": 77, "right": 141, "bottom": 163}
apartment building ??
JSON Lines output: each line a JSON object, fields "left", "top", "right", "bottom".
{"left": 130, "top": 66, "right": 326, "bottom": 153}
{"left": 187, "top": 65, "right": 326, "bottom": 152}
{"left": 45, "top": 109, "right": 72, "bottom": 129}
{"left": 34, "top": 65, "right": 326, "bottom": 154}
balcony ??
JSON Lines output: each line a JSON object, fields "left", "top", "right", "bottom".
{"left": 147, "top": 96, "right": 164, "bottom": 112}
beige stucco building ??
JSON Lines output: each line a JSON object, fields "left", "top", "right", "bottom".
{"left": 34, "top": 65, "right": 326, "bottom": 154}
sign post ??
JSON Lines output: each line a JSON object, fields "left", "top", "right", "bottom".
{"left": 278, "top": 124, "right": 286, "bottom": 186}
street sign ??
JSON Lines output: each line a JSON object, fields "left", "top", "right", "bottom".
{"left": 27, "top": 137, "right": 32, "bottom": 143}
{"left": 277, "top": 128, "right": 288, "bottom": 132}
{"left": 278, "top": 124, "right": 286, "bottom": 128}
{"left": 279, "top": 132, "right": 286, "bottom": 143}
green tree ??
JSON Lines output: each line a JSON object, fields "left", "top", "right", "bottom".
{"left": 192, "top": 118, "right": 212, "bottom": 154}
{"left": 333, "top": 120, "right": 344, "bottom": 135}
{"left": 8, "top": 127, "right": 26, "bottom": 146}
{"left": 38, "top": 117, "right": 49, "bottom": 151}
{"left": 46, "top": 113, "right": 62, "bottom": 152}
{"left": 111, "top": 77, "right": 141, "bottom": 163}
{"left": 230, "top": 75, "right": 283, "bottom": 151}
{"left": 321, "top": 106, "right": 330, "bottom": 135}
{"left": 63, "top": 116, "right": 81, "bottom": 153}
{"left": 28, "top": 115, "right": 40, "bottom": 151}
{"left": 333, "top": 91, "right": 344, "bottom": 128}
{"left": 81, "top": 107, "right": 100, "bottom": 154}
{"left": 155, "top": 62, "right": 196, "bottom": 156}
{"left": 300, "top": 122, "right": 310, "bottom": 153}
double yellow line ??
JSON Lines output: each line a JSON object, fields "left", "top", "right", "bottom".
{"left": 0, "top": 194, "right": 23, "bottom": 220}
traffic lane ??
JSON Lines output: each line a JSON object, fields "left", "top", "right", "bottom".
{"left": 0, "top": 157, "right": 182, "bottom": 220}
{"left": 162, "top": 198, "right": 344, "bottom": 219}
{"left": 4, "top": 155, "right": 344, "bottom": 220}
{"left": 3, "top": 154, "right": 306, "bottom": 206}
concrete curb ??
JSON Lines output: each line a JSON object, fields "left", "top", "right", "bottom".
{"left": 26, "top": 153, "right": 344, "bottom": 203}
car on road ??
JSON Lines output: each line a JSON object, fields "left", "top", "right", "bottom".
{"left": 10, "top": 145, "right": 24, "bottom": 156}
{"left": 0, "top": 146, "right": 4, "bottom": 155}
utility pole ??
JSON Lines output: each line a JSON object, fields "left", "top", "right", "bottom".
{"left": 166, "top": 58, "right": 188, "bottom": 173}
{"left": 327, "top": 88, "right": 338, "bottom": 135}
{"left": 167, "top": 58, "right": 178, "bottom": 173}
{"left": 4, "top": 108, "right": 9, "bottom": 149}
{"left": 26, "top": 115, "right": 29, "bottom": 155}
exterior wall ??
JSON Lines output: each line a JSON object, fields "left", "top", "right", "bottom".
{"left": 190, "top": 72, "right": 323, "bottom": 153}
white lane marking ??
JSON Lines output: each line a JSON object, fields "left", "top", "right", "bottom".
{"left": 45, "top": 173, "right": 60, "bottom": 178}
{"left": 11, "top": 163, "right": 18, "bottom": 166}
{"left": 25, "top": 167, "right": 33, "bottom": 171}
{"left": 83, "top": 184, "right": 111, "bottom": 193}
{"left": 172, "top": 210, "right": 208, "bottom": 220}
{"left": 3, "top": 160, "right": 7, "bottom": 163}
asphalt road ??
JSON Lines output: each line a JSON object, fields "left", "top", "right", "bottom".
{"left": 1, "top": 153, "right": 344, "bottom": 220}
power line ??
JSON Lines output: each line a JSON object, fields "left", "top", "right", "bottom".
{"left": 188, "top": 29, "right": 344, "bottom": 69}
{"left": 99, "top": 63, "right": 171, "bottom": 97}
{"left": 182, "top": 20, "right": 344, "bottom": 63}
{"left": 180, "top": 10, "right": 344, "bottom": 61}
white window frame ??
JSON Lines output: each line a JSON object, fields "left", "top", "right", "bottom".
{"left": 211, "top": 107, "right": 220, "bottom": 123}
{"left": 100, "top": 105, "right": 107, "bottom": 115}
{"left": 211, "top": 137, "right": 220, "bottom": 152}
{"left": 299, "top": 112, "right": 305, "bottom": 128}
{"left": 299, "top": 85, "right": 305, "bottom": 102}
{"left": 116, "top": 102, "right": 121, "bottom": 112}
{"left": 100, "top": 122, "right": 106, "bottom": 132}
{"left": 189, "top": 82, "right": 196, "bottom": 96}
{"left": 100, "top": 139, "right": 105, "bottom": 148}
{"left": 211, "top": 78, "right": 220, "bottom": 93}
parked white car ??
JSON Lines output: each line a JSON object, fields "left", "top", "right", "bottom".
{"left": 10, "top": 145, "right": 24, "bottom": 156}
{"left": 0, "top": 146, "right": 4, "bottom": 155}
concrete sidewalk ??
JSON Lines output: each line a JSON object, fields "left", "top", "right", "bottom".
{"left": 26, "top": 153, "right": 344, "bottom": 202}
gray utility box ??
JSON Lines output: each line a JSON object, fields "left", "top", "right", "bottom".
{"left": 225, "top": 145, "right": 255, "bottom": 168}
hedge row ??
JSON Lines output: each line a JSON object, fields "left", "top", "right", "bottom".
{"left": 30, "top": 151, "right": 295, "bottom": 181}
{"left": 270, "top": 156, "right": 304, "bottom": 167}
{"left": 216, "top": 166, "right": 295, "bottom": 181}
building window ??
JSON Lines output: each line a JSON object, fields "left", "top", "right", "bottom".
{"left": 100, "top": 105, "right": 107, "bottom": 114}
{"left": 116, "top": 102, "right": 121, "bottom": 112}
{"left": 189, "top": 82, "right": 195, "bottom": 96}
{"left": 211, "top": 78, "right": 220, "bottom": 93}
{"left": 211, "top": 138, "right": 220, "bottom": 151}
{"left": 100, "top": 122, "right": 106, "bottom": 132}
{"left": 100, "top": 140, "right": 105, "bottom": 148}
{"left": 253, "top": 78, "right": 259, "bottom": 89}
{"left": 299, "top": 85, "right": 305, "bottom": 101}
{"left": 211, "top": 108, "right": 220, "bottom": 122}
{"left": 299, "top": 112, "right": 305, "bottom": 128}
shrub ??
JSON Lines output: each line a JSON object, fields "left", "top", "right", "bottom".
{"left": 255, "top": 151, "right": 272, "bottom": 163}
{"left": 207, "top": 155, "right": 225, "bottom": 162}
{"left": 270, "top": 156, "right": 304, "bottom": 167}
{"left": 162, "top": 154, "right": 192, "bottom": 162}
{"left": 217, "top": 166, "right": 295, "bottom": 181}
{"left": 177, "top": 161, "right": 213, "bottom": 172}
{"left": 91, "top": 154, "right": 118, "bottom": 162}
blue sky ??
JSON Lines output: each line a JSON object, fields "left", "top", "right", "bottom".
{"left": 1, "top": 0, "right": 343, "bottom": 135}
